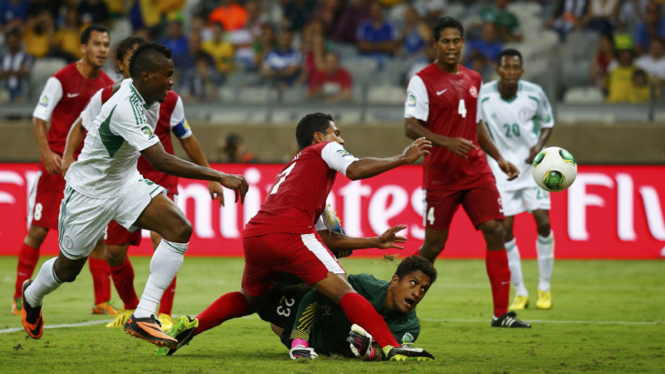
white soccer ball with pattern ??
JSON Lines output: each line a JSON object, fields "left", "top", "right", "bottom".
{"left": 531, "top": 146, "right": 577, "bottom": 192}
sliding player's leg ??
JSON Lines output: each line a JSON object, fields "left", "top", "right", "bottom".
{"left": 89, "top": 238, "right": 116, "bottom": 315}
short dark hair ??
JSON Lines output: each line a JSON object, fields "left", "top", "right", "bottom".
{"left": 80, "top": 24, "right": 109, "bottom": 45}
{"left": 395, "top": 255, "right": 437, "bottom": 284}
{"left": 497, "top": 48, "right": 523, "bottom": 66}
{"left": 432, "top": 17, "right": 464, "bottom": 41}
{"left": 295, "top": 113, "right": 334, "bottom": 150}
{"left": 128, "top": 42, "right": 173, "bottom": 80}
{"left": 114, "top": 36, "right": 145, "bottom": 73}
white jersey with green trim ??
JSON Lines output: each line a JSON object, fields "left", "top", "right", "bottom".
{"left": 479, "top": 80, "right": 555, "bottom": 191}
{"left": 65, "top": 82, "right": 160, "bottom": 198}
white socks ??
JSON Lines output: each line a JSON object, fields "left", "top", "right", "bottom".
{"left": 134, "top": 239, "right": 187, "bottom": 318}
{"left": 24, "top": 257, "right": 63, "bottom": 307}
{"left": 536, "top": 232, "right": 555, "bottom": 292}
{"left": 505, "top": 238, "right": 528, "bottom": 297}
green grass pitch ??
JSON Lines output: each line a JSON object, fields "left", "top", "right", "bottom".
{"left": 1, "top": 256, "right": 664, "bottom": 373}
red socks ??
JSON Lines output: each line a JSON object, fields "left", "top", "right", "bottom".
{"left": 110, "top": 257, "right": 139, "bottom": 310}
{"left": 486, "top": 249, "right": 511, "bottom": 317}
{"left": 158, "top": 277, "right": 177, "bottom": 316}
{"left": 339, "top": 292, "right": 400, "bottom": 348}
{"left": 194, "top": 291, "right": 247, "bottom": 336}
{"left": 88, "top": 257, "right": 111, "bottom": 305}
{"left": 14, "top": 243, "right": 40, "bottom": 298}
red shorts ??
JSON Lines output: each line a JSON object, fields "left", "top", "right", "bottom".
{"left": 423, "top": 183, "right": 505, "bottom": 231}
{"left": 104, "top": 193, "right": 178, "bottom": 246}
{"left": 241, "top": 232, "right": 346, "bottom": 298}
{"left": 28, "top": 164, "right": 66, "bottom": 230}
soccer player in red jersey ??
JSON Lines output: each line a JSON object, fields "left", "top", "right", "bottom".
{"left": 62, "top": 36, "right": 223, "bottom": 330}
{"left": 157, "top": 113, "right": 436, "bottom": 361}
{"left": 11, "top": 25, "right": 117, "bottom": 316}
{"left": 404, "top": 17, "right": 530, "bottom": 328}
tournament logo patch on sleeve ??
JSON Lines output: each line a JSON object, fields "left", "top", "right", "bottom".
{"left": 402, "top": 333, "right": 415, "bottom": 344}
{"left": 337, "top": 149, "right": 354, "bottom": 158}
{"left": 141, "top": 126, "right": 155, "bottom": 140}
{"left": 407, "top": 94, "right": 416, "bottom": 107}
{"left": 39, "top": 95, "right": 49, "bottom": 107}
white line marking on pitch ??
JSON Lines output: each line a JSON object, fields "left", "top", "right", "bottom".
{"left": 1, "top": 317, "right": 662, "bottom": 335}
{"left": 0, "top": 319, "right": 112, "bottom": 334}
{"left": 421, "top": 318, "right": 663, "bottom": 325}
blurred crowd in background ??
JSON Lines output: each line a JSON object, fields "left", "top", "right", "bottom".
{"left": 0, "top": 0, "right": 663, "bottom": 105}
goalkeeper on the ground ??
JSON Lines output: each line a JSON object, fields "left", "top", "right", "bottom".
{"left": 259, "top": 255, "right": 437, "bottom": 360}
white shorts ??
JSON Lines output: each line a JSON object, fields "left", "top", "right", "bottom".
{"left": 58, "top": 178, "right": 166, "bottom": 260}
{"left": 498, "top": 185, "right": 551, "bottom": 217}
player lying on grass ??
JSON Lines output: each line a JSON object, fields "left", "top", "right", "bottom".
{"left": 262, "top": 255, "right": 436, "bottom": 361}
{"left": 158, "top": 205, "right": 419, "bottom": 359}
{"left": 20, "top": 42, "right": 248, "bottom": 348}
{"left": 62, "top": 36, "right": 223, "bottom": 331}
{"left": 151, "top": 113, "right": 435, "bottom": 361}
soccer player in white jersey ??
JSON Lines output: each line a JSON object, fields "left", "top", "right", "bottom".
{"left": 479, "top": 49, "right": 555, "bottom": 310}
{"left": 20, "top": 42, "right": 249, "bottom": 348}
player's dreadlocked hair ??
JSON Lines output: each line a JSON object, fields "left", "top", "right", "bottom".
{"left": 395, "top": 255, "right": 438, "bottom": 284}
{"left": 432, "top": 17, "right": 464, "bottom": 41}
{"left": 128, "top": 42, "right": 172, "bottom": 80}
{"left": 497, "top": 48, "right": 523, "bottom": 66}
{"left": 114, "top": 36, "right": 145, "bottom": 74}
{"left": 295, "top": 113, "right": 334, "bottom": 150}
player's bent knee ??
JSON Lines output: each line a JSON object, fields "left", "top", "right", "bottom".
{"left": 163, "top": 219, "right": 193, "bottom": 243}
{"left": 481, "top": 221, "right": 506, "bottom": 247}
{"left": 105, "top": 245, "right": 128, "bottom": 266}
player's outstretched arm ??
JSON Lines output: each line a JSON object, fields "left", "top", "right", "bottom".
{"left": 141, "top": 142, "right": 248, "bottom": 204}
{"left": 178, "top": 134, "right": 224, "bottom": 205}
{"left": 345, "top": 138, "right": 431, "bottom": 180}
{"left": 61, "top": 118, "right": 85, "bottom": 176}
{"left": 319, "top": 225, "right": 407, "bottom": 252}
{"left": 405, "top": 117, "right": 478, "bottom": 158}
{"left": 476, "top": 121, "right": 519, "bottom": 181}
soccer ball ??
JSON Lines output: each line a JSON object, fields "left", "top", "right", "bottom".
{"left": 531, "top": 147, "right": 577, "bottom": 192}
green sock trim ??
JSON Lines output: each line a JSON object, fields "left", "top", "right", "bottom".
{"left": 537, "top": 237, "right": 553, "bottom": 244}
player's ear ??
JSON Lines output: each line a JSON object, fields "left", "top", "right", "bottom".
{"left": 390, "top": 274, "right": 400, "bottom": 286}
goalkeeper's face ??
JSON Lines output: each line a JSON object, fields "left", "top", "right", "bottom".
{"left": 388, "top": 270, "right": 432, "bottom": 313}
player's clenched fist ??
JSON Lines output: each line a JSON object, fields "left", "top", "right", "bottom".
{"left": 402, "top": 137, "right": 432, "bottom": 163}
{"left": 218, "top": 173, "right": 249, "bottom": 204}
{"left": 443, "top": 137, "right": 478, "bottom": 159}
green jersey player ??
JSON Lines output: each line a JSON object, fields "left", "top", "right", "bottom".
{"left": 269, "top": 256, "right": 436, "bottom": 360}
{"left": 479, "top": 49, "right": 555, "bottom": 311}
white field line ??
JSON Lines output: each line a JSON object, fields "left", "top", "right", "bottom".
{"left": 1, "top": 316, "right": 662, "bottom": 335}
{"left": 0, "top": 319, "right": 112, "bottom": 334}
{"left": 421, "top": 318, "right": 664, "bottom": 325}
